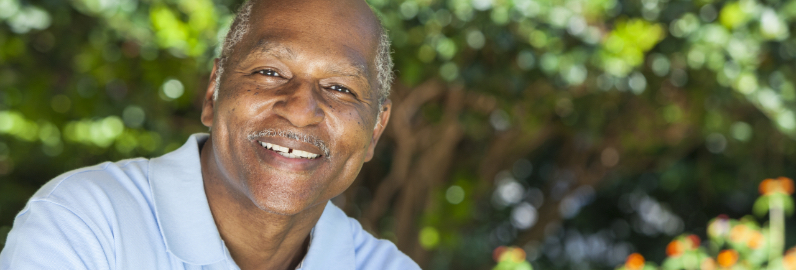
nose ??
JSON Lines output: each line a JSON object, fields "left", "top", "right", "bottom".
{"left": 272, "top": 81, "right": 325, "bottom": 127}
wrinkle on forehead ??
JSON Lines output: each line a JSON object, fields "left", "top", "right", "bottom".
{"left": 230, "top": 0, "right": 382, "bottom": 102}
{"left": 249, "top": 0, "right": 381, "bottom": 45}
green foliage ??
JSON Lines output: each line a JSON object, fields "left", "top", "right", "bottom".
{"left": 599, "top": 19, "right": 665, "bottom": 76}
{"left": 754, "top": 193, "right": 795, "bottom": 217}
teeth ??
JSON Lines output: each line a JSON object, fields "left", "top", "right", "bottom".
{"left": 258, "top": 141, "right": 320, "bottom": 159}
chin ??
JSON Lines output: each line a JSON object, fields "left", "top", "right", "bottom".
{"left": 254, "top": 198, "right": 329, "bottom": 216}
{"left": 256, "top": 204, "right": 304, "bottom": 216}
{"left": 247, "top": 184, "right": 326, "bottom": 216}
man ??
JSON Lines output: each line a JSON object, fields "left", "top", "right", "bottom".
{"left": 0, "top": 0, "right": 420, "bottom": 269}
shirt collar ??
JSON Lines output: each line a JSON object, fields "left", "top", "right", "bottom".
{"left": 149, "top": 133, "right": 227, "bottom": 265}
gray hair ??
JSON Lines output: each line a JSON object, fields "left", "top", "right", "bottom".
{"left": 213, "top": 0, "right": 254, "bottom": 101}
{"left": 213, "top": 0, "right": 394, "bottom": 106}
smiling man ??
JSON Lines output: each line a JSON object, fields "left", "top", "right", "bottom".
{"left": 0, "top": 0, "right": 419, "bottom": 269}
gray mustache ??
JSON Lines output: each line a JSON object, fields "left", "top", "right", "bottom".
{"left": 247, "top": 129, "right": 331, "bottom": 158}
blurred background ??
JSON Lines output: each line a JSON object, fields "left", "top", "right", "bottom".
{"left": 1, "top": 0, "right": 795, "bottom": 269}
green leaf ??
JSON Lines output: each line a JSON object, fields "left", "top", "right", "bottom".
{"left": 515, "top": 261, "right": 533, "bottom": 270}
{"left": 661, "top": 257, "right": 683, "bottom": 270}
{"left": 753, "top": 196, "right": 771, "bottom": 217}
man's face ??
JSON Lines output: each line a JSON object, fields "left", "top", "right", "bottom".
{"left": 200, "top": 0, "right": 390, "bottom": 215}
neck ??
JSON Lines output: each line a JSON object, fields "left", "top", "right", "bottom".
{"left": 200, "top": 137, "right": 325, "bottom": 270}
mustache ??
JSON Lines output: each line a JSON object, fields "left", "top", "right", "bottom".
{"left": 247, "top": 128, "right": 331, "bottom": 158}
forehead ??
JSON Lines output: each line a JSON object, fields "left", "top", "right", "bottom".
{"left": 236, "top": 0, "right": 381, "bottom": 68}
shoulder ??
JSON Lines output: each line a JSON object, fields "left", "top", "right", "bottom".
{"left": 20, "top": 158, "right": 153, "bottom": 227}
{"left": 1, "top": 158, "right": 162, "bottom": 268}
{"left": 326, "top": 204, "right": 421, "bottom": 270}
{"left": 1, "top": 158, "right": 151, "bottom": 269}
{"left": 30, "top": 158, "right": 150, "bottom": 203}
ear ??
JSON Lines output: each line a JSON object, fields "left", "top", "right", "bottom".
{"left": 201, "top": 58, "right": 221, "bottom": 128}
{"left": 364, "top": 99, "right": 391, "bottom": 162}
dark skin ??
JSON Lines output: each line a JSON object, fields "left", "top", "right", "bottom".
{"left": 198, "top": 0, "right": 391, "bottom": 269}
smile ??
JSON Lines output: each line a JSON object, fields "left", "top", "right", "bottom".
{"left": 258, "top": 141, "right": 321, "bottom": 159}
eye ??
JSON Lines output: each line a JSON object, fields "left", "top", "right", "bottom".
{"left": 329, "top": 85, "right": 352, "bottom": 94}
{"left": 257, "top": 69, "right": 280, "bottom": 77}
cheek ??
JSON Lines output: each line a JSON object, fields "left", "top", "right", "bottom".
{"left": 211, "top": 87, "right": 265, "bottom": 176}
{"left": 217, "top": 83, "right": 279, "bottom": 131}
{"left": 332, "top": 106, "right": 376, "bottom": 151}
{"left": 323, "top": 106, "right": 375, "bottom": 179}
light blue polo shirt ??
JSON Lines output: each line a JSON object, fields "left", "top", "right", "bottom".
{"left": 0, "top": 134, "right": 419, "bottom": 270}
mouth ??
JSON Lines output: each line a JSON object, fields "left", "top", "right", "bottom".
{"left": 258, "top": 141, "right": 322, "bottom": 160}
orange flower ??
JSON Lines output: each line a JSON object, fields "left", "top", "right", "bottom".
{"left": 701, "top": 257, "right": 717, "bottom": 270}
{"left": 509, "top": 247, "right": 527, "bottom": 262}
{"left": 785, "top": 254, "right": 796, "bottom": 270}
{"left": 759, "top": 177, "right": 794, "bottom": 195}
{"left": 785, "top": 248, "right": 796, "bottom": 270}
{"left": 625, "top": 253, "right": 645, "bottom": 270}
{"left": 666, "top": 240, "right": 684, "bottom": 257}
{"left": 729, "top": 224, "right": 749, "bottom": 243}
{"left": 494, "top": 246, "right": 527, "bottom": 263}
{"left": 784, "top": 248, "right": 796, "bottom": 269}
{"left": 746, "top": 230, "right": 764, "bottom": 249}
{"left": 666, "top": 234, "right": 701, "bottom": 257}
{"left": 717, "top": 250, "right": 739, "bottom": 267}
{"left": 729, "top": 224, "right": 765, "bottom": 249}
{"left": 492, "top": 246, "right": 507, "bottom": 262}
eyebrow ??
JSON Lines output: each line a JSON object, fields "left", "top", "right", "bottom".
{"left": 253, "top": 39, "right": 297, "bottom": 61}
{"left": 330, "top": 62, "right": 373, "bottom": 94}
{"left": 328, "top": 63, "right": 369, "bottom": 82}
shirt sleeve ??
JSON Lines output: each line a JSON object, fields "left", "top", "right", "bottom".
{"left": 349, "top": 218, "right": 421, "bottom": 270}
{"left": 0, "top": 200, "right": 112, "bottom": 270}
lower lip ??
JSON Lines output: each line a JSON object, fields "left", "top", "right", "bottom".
{"left": 253, "top": 141, "right": 324, "bottom": 171}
